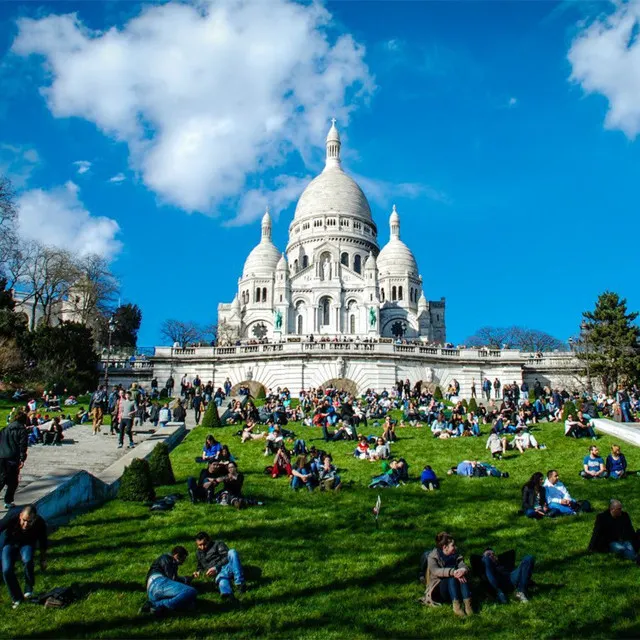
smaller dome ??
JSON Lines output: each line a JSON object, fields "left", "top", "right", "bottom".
{"left": 377, "top": 205, "right": 419, "bottom": 277}
{"left": 326, "top": 118, "right": 340, "bottom": 143}
{"left": 364, "top": 251, "right": 377, "bottom": 269}
{"left": 232, "top": 295, "right": 241, "bottom": 311}
{"left": 418, "top": 291, "right": 427, "bottom": 309}
{"left": 242, "top": 209, "right": 280, "bottom": 277}
{"left": 276, "top": 253, "right": 287, "bottom": 271}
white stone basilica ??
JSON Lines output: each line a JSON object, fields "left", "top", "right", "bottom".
{"left": 217, "top": 121, "right": 446, "bottom": 343}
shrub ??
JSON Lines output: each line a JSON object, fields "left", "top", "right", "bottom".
{"left": 461, "top": 398, "right": 468, "bottom": 408}
{"left": 147, "top": 442, "right": 175, "bottom": 486}
{"left": 201, "top": 401, "right": 221, "bottom": 430}
{"left": 118, "top": 458, "right": 155, "bottom": 502}
{"left": 468, "top": 397, "right": 478, "bottom": 413}
{"left": 256, "top": 385, "right": 266, "bottom": 400}
{"left": 434, "top": 386, "right": 443, "bottom": 401}
{"left": 528, "top": 389, "right": 536, "bottom": 402}
{"left": 561, "top": 400, "right": 577, "bottom": 422}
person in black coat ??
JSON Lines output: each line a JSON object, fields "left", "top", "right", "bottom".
{"left": 0, "top": 412, "right": 29, "bottom": 508}
{"left": 588, "top": 499, "right": 639, "bottom": 563}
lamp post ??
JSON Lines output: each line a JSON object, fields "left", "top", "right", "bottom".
{"left": 580, "top": 320, "right": 592, "bottom": 392}
{"left": 104, "top": 315, "right": 116, "bottom": 389}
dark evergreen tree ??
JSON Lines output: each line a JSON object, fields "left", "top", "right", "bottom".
{"left": 200, "top": 400, "right": 221, "bottom": 430}
{"left": 118, "top": 458, "right": 155, "bottom": 501}
{"left": 148, "top": 442, "right": 176, "bottom": 486}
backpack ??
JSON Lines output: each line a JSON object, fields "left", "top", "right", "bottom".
{"left": 38, "top": 586, "right": 79, "bottom": 608}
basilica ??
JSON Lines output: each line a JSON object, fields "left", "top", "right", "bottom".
{"left": 217, "top": 121, "right": 446, "bottom": 343}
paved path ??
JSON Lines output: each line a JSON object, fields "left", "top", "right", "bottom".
{"left": 0, "top": 408, "right": 199, "bottom": 514}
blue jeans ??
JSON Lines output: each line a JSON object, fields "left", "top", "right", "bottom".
{"left": 439, "top": 576, "right": 471, "bottom": 602}
{"left": 549, "top": 503, "right": 576, "bottom": 516}
{"left": 147, "top": 575, "right": 197, "bottom": 612}
{"left": 216, "top": 549, "right": 245, "bottom": 595}
{"left": 483, "top": 554, "right": 535, "bottom": 595}
{"left": 2, "top": 544, "right": 35, "bottom": 603}
{"left": 610, "top": 541, "right": 637, "bottom": 562}
{"left": 291, "top": 475, "right": 316, "bottom": 491}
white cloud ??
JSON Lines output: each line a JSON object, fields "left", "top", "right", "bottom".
{"left": 568, "top": 2, "right": 640, "bottom": 139}
{"left": 73, "top": 159, "right": 91, "bottom": 174}
{"left": 0, "top": 143, "right": 40, "bottom": 187}
{"left": 351, "top": 173, "right": 451, "bottom": 209}
{"left": 109, "top": 172, "right": 126, "bottom": 183}
{"left": 384, "top": 38, "right": 403, "bottom": 52}
{"left": 508, "top": 97, "right": 518, "bottom": 107}
{"left": 13, "top": 1, "right": 374, "bottom": 223}
{"left": 17, "top": 181, "right": 121, "bottom": 258}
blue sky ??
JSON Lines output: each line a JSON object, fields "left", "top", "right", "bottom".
{"left": 1, "top": 0, "right": 639, "bottom": 346}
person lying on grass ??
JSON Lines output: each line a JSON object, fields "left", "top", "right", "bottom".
{"left": 580, "top": 445, "right": 608, "bottom": 479}
{"left": 606, "top": 444, "right": 628, "bottom": 479}
{"left": 141, "top": 545, "right": 196, "bottom": 616}
{"left": 193, "top": 532, "right": 247, "bottom": 602}
{"left": 447, "top": 460, "right": 509, "bottom": 478}
{"left": 521, "top": 472, "right": 550, "bottom": 519}
{"left": 543, "top": 469, "right": 591, "bottom": 516}
{"left": 369, "top": 458, "right": 409, "bottom": 488}
{"left": 419, "top": 531, "right": 473, "bottom": 617}
{"left": 481, "top": 548, "right": 535, "bottom": 604}
{"left": 588, "top": 499, "right": 640, "bottom": 563}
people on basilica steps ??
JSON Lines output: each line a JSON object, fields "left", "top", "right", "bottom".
{"left": 588, "top": 499, "right": 640, "bottom": 563}
{"left": 0, "top": 505, "right": 48, "bottom": 609}
{"left": 580, "top": 445, "right": 608, "bottom": 479}
{"left": 606, "top": 444, "right": 628, "bottom": 479}
{"left": 521, "top": 472, "right": 549, "bottom": 519}
{"left": 480, "top": 548, "right": 535, "bottom": 604}
{"left": 420, "top": 532, "right": 473, "bottom": 617}
{"left": 142, "top": 546, "right": 197, "bottom": 615}
{"left": 193, "top": 532, "right": 246, "bottom": 600}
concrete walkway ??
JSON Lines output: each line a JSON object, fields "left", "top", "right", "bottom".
{"left": 0, "top": 408, "right": 199, "bottom": 517}
{"left": 592, "top": 418, "right": 640, "bottom": 448}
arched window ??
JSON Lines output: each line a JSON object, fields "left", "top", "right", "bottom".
{"left": 297, "top": 314, "right": 303, "bottom": 335}
{"left": 302, "top": 255, "right": 309, "bottom": 269}
{"left": 354, "top": 254, "right": 362, "bottom": 274}
{"left": 392, "top": 286, "right": 397, "bottom": 301}
{"left": 262, "top": 287, "right": 267, "bottom": 302}
{"left": 320, "top": 296, "right": 331, "bottom": 326}
{"left": 398, "top": 286, "right": 403, "bottom": 301}
{"left": 294, "top": 259, "right": 299, "bottom": 273}
{"left": 340, "top": 252, "right": 349, "bottom": 268}
{"left": 350, "top": 314, "right": 356, "bottom": 334}
{"left": 255, "top": 287, "right": 261, "bottom": 303}
{"left": 381, "top": 289, "right": 385, "bottom": 302}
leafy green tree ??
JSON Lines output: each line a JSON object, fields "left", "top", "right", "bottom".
{"left": 579, "top": 292, "right": 640, "bottom": 393}
{"left": 109, "top": 303, "right": 142, "bottom": 349}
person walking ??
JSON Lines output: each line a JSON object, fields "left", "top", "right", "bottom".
{"left": 118, "top": 391, "right": 136, "bottom": 449}
{"left": 193, "top": 393, "right": 203, "bottom": 426}
{"left": 0, "top": 412, "right": 28, "bottom": 509}
{"left": 89, "top": 385, "right": 107, "bottom": 435}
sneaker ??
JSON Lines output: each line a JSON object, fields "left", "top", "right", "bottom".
{"left": 514, "top": 591, "right": 529, "bottom": 603}
{"left": 128, "top": 443, "right": 135, "bottom": 449}
{"left": 4, "top": 503, "right": 15, "bottom": 509}
{"left": 428, "top": 482, "right": 435, "bottom": 491}
{"left": 496, "top": 591, "right": 507, "bottom": 604}
{"left": 421, "top": 484, "right": 429, "bottom": 491}
{"left": 117, "top": 444, "right": 123, "bottom": 449}
{"left": 24, "top": 592, "right": 33, "bottom": 599}
{"left": 11, "top": 601, "right": 21, "bottom": 610}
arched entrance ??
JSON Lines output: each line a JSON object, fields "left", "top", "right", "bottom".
{"left": 320, "top": 378, "right": 358, "bottom": 395}
{"left": 230, "top": 380, "right": 267, "bottom": 399}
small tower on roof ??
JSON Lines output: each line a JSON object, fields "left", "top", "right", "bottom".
{"left": 261, "top": 206, "right": 272, "bottom": 241}
{"left": 324, "top": 118, "right": 341, "bottom": 170}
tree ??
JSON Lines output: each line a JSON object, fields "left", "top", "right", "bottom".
{"left": 200, "top": 401, "right": 221, "bottom": 430}
{"left": 109, "top": 303, "right": 142, "bottom": 348}
{"left": 118, "top": 458, "right": 155, "bottom": 502}
{"left": 579, "top": 292, "right": 640, "bottom": 393}
{"left": 0, "top": 177, "right": 17, "bottom": 275}
{"left": 465, "top": 326, "right": 565, "bottom": 352}
{"left": 147, "top": 442, "right": 176, "bottom": 486}
{"left": 160, "top": 319, "right": 203, "bottom": 347}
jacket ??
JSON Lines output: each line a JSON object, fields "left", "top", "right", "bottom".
{"left": 522, "top": 485, "right": 547, "bottom": 511}
{"left": 588, "top": 510, "right": 638, "bottom": 553}
{"left": 0, "top": 421, "right": 28, "bottom": 462}
{"left": 0, "top": 513, "right": 48, "bottom": 552}
{"left": 146, "top": 553, "right": 182, "bottom": 584}
{"left": 196, "top": 540, "right": 230, "bottom": 574}
{"left": 420, "top": 547, "right": 469, "bottom": 606}
{"left": 173, "top": 406, "right": 186, "bottom": 422}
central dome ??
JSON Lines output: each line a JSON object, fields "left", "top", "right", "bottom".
{"left": 293, "top": 166, "right": 373, "bottom": 223}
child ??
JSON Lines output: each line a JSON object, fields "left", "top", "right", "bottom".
{"left": 354, "top": 436, "right": 370, "bottom": 459}
{"left": 421, "top": 465, "right": 440, "bottom": 491}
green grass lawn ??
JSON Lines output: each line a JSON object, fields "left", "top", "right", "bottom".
{"left": 2, "top": 416, "right": 640, "bottom": 639}
{"left": 0, "top": 395, "right": 93, "bottom": 428}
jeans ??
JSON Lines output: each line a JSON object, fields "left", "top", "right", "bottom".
{"left": 194, "top": 408, "right": 201, "bottom": 424}
{"left": 0, "top": 459, "right": 20, "bottom": 504}
{"left": 549, "top": 503, "right": 576, "bottom": 516}
{"left": 147, "top": 575, "right": 197, "bottom": 612}
{"left": 215, "top": 549, "right": 245, "bottom": 594}
{"left": 482, "top": 554, "right": 535, "bottom": 595}
{"left": 2, "top": 544, "right": 34, "bottom": 602}
{"left": 620, "top": 402, "right": 632, "bottom": 423}
{"left": 291, "top": 475, "right": 316, "bottom": 491}
{"left": 439, "top": 576, "right": 471, "bottom": 602}
{"left": 610, "top": 541, "right": 637, "bottom": 562}
{"left": 118, "top": 418, "right": 133, "bottom": 446}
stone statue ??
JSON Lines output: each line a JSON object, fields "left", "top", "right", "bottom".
{"left": 424, "top": 367, "right": 434, "bottom": 383}
{"left": 322, "top": 258, "right": 331, "bottom": 281}
{"left": 369, "top": 306, "right": 377, "bottom": 327}
{"left": 336, "top": 356, "right": 346, "bottom": 379}
{"left": 274, "top": 309, "right": 282, "bottom": 330}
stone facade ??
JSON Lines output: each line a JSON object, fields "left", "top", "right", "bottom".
{"left": 217, "top": 122, "right": 445, "bottom": 343}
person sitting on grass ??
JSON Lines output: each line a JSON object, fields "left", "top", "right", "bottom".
{"left": 201, "top": 434, "right": 222, "bottom": 462}
{"left": 354, "top": 436, "right": 370, "bottom": 459}
{"left": 544, "top": 470, "right": 590, "bottom": 516}
{"left": 141, "top": 545, "right": 196, "bottom": 616}
{"left": 565, "top": 414, "right": 596, "bottom": 440}
{"left": 187, "top": 460, "right": 224, "bottom": 503}
{"left": 42, "top": 417, "right": 64, "bottom": 446}
{"left": 521, "top": 472, "right": 549, "bottom": 519}
{"left": 581, "top": 445, "right": 608, "bottom": 479}
{"left": 264, "top": 426, "right": 284, "bottom": 455}
{"left": 210, "top": 462, "right": 263, "bottom": 509}
{"left": 486, "top": 429, "right": 507, "bottom": 459}
{"left": 510, "top": 426, "right": 540, "bottom": 454}
{"left": 382, "top": 416, "right": 397, "bottom": 443}
{"left": 481, "top": 548, "right": 535, "bottom": 604}
{"left": 419, "top": 531, "right": 473, "bottom": 617}
{"left": 0, "top": 505, "right": 48, "bottom": 609}
{"left": 193, "top": 532, "right": 246, "bottom": 601}
{"left": 606, "top": 444, "right": 628, "bottom": 479}
{"left": 588, "top": 499, "right": 640, "bottom": 563}
{"left": 269, "top": 447, "right": 292, "bottom": 479}
{"left": 318, "top": 455, "right": 342, "bottom": 491}
{"left": 430, "top": 413, "right": 448, "bottom": 438}
{"left": 447, "top": 460, "right": 509, "bottom": 479}
{"left": 290, "top": 455, "right": 318, "bottom": 491}
{"left": 369, "top": 436, "right": 391, "bottom": 461}
{"left": 420, "top": 465, "right": 440, "bottom": 491}
{"left": 241, "top": 420, "right": 266, "bottom": 443}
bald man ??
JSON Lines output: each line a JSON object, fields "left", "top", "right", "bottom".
{"left": 588, "top": 499, "right": 639, "bottom": 563}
